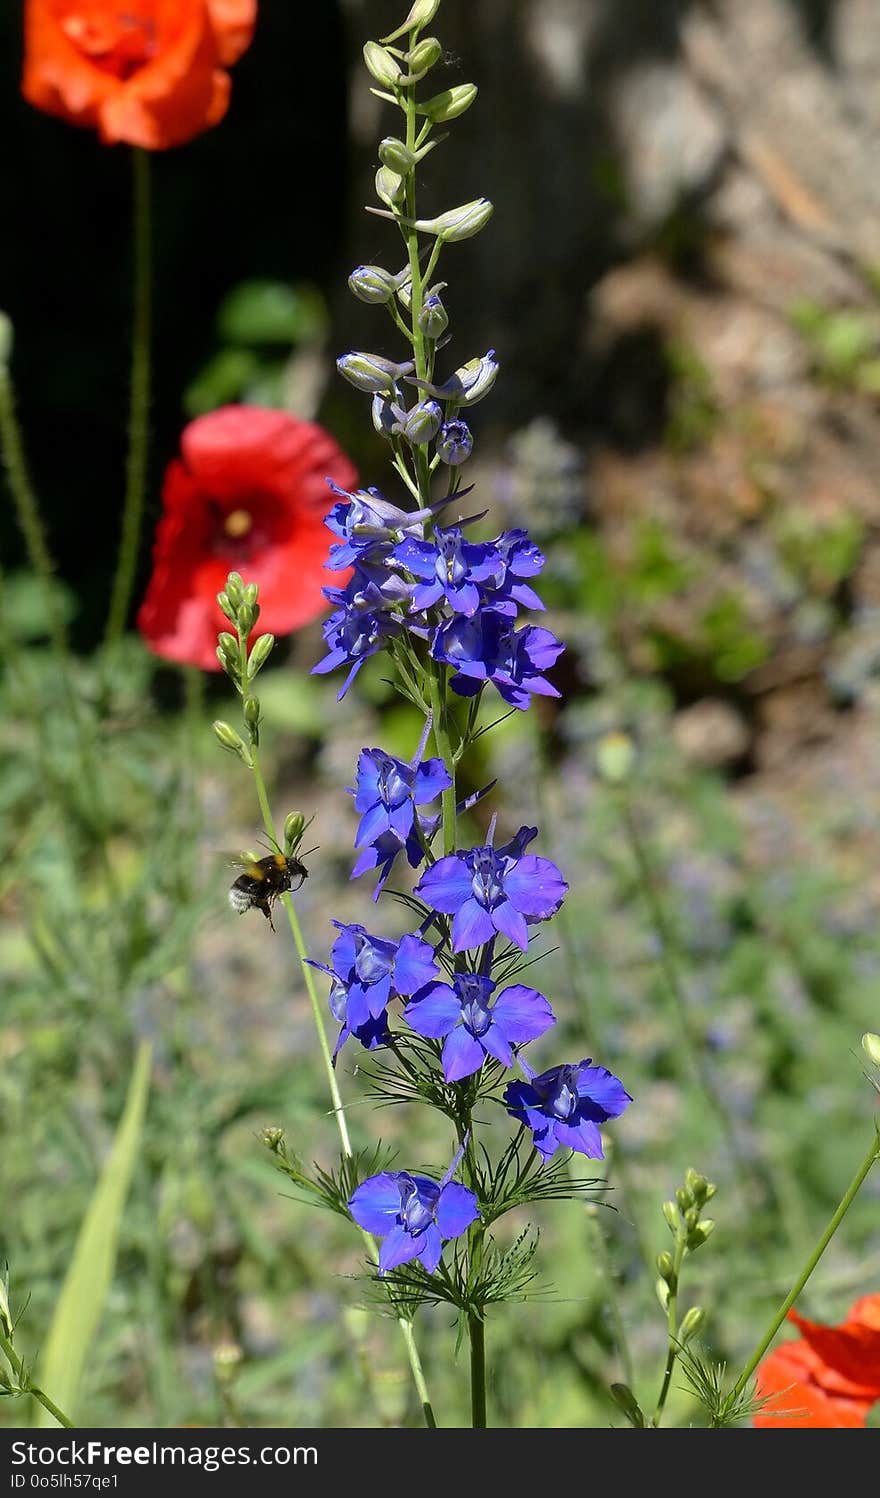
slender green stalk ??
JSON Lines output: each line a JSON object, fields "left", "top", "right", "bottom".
{"left": 0, "top": 1328, "right": 74, "bottom": 1429}
{"left": 105, "top": 147, "right": 152, "bottom": 646}
{"left": 652, "top": 1234, "right": 686, "bottom": 1426}
{"left": 727, "top": 1127, "right": 880, "bottom": 1410}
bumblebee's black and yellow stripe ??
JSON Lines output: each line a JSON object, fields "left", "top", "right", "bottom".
{"left": 228, "top": 852, "right": 308, "bottom": 931}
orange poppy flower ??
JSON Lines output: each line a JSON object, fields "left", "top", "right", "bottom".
{"left": 22, "top": 1, "right": 256, "bottom": 149}
{"left": 754, "top": 1294, "right": 880, "bottom": 1428}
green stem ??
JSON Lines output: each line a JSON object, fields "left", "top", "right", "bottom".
{"left": 105, "top": 147, "right": 152, "bottom": 647}
{"left": 0, "top": 1329, "right": 74, "bottom": 1429}
{"left": 468, "top": 1311, "right": 487, "bottom": 1428}
{"left": 651, "top": 1233, "right": 686, "bottom": 1427}
{"left": 428, "top": 670, "right": 456, "bottom": 855}
{"left": 727, "top": 1127, "right": 880, "bottom": 1411}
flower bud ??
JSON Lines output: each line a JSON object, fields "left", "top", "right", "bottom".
{"left": 243, "top": 582, "right": 259, "bottom": 608}
{"left": 0, "top": 311, "right": 13, "bottom": 366}
{"left": 372, "top": 394, "right": 399, "bottom": 439}
{"left": 216, "top": 589, "right": 236, "bottom": 623}
{"left": 381, "top": 0, "right": 442, "bottom": 43}
{"left": 402, "top": 399, "right": 443, "bottom": 445}
{"left": 224, "top": 572, "right": 245, "bottom": 607}
{"left": 862, "top": 1032, "right": 880, "bottom": 1067}
{"left": 403, "top": 36, "right": 442, "bottom": 81}
{"left": 418, "top": 293, "right": 448, "bottom": 339}
{"left": 337, "top": 351, "right": 403, "bottom": 394}
{"left": 363, "top": 41, "right": 402, "bottom": 88}
{"left": 284, "top": 812, "right": 307, "bottom": 855}
{"left": 218, "top": 630, "right": 239, "bottom": 659}
{"left": 596, "top": 731, "right": 636, "bottom": 785}
{"left": 379, "top": 137, "right": 417, "bottom": 176}
{"left": 609, "top": 1383, "right": 645, "bottom": 1429}
{"left": 687, "top": 1218, "right": 715, "bottom": 1248}
{"left": 248, "top": 633, "right": 275, "bottom": 679}
{"left": 675, "top": 1185, "right": 693, "bottom": 1212}
{"left": 213, "top": 720, "right": 250, "bottom": 764}
{"left": 656, "top": 1250, "right": 676, "bottom": 1285}
{"left": 243, "top": 696, "right": 261, "bottom": 735}
{"left": 261, "top": 1126, "right": 285, "bottom": 1151}
{"left": 376, "top": 166, "right": 405, "bottom": 207}
{"left": 415, "top": 197, "right": 494, "bottom": 243}
{"left": 417, "top": 83, "right": 478, "bottom": 123}
{"left": 0, "top": 1275, "right": 12, "bottom": 1340}
{"left": 397, "top": 279, "right": 413, "bottom": 312}
{"left": 678, "top": 1306, "right": 706, "bottom": 1345}
{"left": 436, "top": 418, "right": 473, "bottom": 465}
{"left": 655, "top": 1277, "right": 670, "bottom": 1311}
{"left": 237, "top": 602, "right": 257, "bottom": 637}
{"left": 662, "top": 1200, "right": 679, "bottom": 1233}
{"left": 348, "top": 264, "right": 399, "bottom": 305}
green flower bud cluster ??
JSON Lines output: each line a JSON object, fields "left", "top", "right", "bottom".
{"left": 340, "top": 0, "right": 495, "bottom": 490}
{"left": 213, "top": 571, "right": 277, "bottom": 761}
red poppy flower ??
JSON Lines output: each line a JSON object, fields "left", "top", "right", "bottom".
{"left": 22, "top": 1, "right": 256, "bottom": 150}
{"left": 754, "top": 1294, "right": 880, "bottom": 1428}
{"left": 137, "top": 406, "right": 356, "bottom": 671}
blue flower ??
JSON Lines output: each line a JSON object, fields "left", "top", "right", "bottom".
{"left": 349, "top": 1155, "right": 480, "bottom": 1275}
{"left": 349, "top": 740, "right": 451, "bottom": 896}
{"left": 323, "top": 483, "right": 447, "bottom": 571}
{"left": 504, "top": 1060, "right": 633, "bottom": 1161}
{"left": 403, "top": 975, "right": 555, "bottom": 1081}
{"left": 414, "top": 824, "right": 568, "bottom": 951}
{"left": 312, "top": 570, "right": 412, "bottom": 698}
{"left": 431, "top": 609, "right": 564, "bottom": 709}
{"left": 478, "top": 529, "right": 546, "bottom": 615}
{"left": 394, "top": 525, "right": 499, "bottom": 616}
{"left": 309, "top": 924, "right": 440, "bottom": 1058}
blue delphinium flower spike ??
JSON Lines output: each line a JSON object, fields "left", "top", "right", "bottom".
{"left": 504, "top": 1060, "right": 633, "bottom": 1161}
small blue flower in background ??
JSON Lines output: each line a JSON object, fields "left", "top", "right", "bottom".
{"left": 349, "top": 1152, "right": 480, "bottom": 1275}
{"left": 431, "top": 609, "right": 564, "bottom": 709}
{"left": 415, "top": 823, "right": 568, "bottom": 952}
{"left": 404, "top": 974, "right": 555, "bottom": 1081}
{"left": 310, "top": 924, "right": 439, "bottom": 1058}
{"left": 504, "top": 1060, "right": 633, "bottom": 1161}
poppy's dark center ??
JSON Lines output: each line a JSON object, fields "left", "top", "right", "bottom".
{"left": 397, "top": 1174, "right": 439, "bottom": 1236}
{"left": 469, "top": 847, "right": 505, "bottom": 910}
{"left": 63, "top": 8, "right": 159, "bottom": 80}
{"left": 208, "top": 501, "right": 268, "bottom": 560}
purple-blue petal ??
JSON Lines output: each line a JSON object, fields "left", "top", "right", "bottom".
{"left": 415, "top": 855, "right": 473, "bottom": 913}
{"left": 442, "top": 1025, "right": 486, "bottom": 1082}
{"left": 555, "top": 1118, "right": 605, "bottom": 1159}
{"left": 403, "top": 982, "right": 460, "bottom": 1039}
{"left": 416, "top": 1224, "right": 444, "bottom": 1275}
{"left": 491, "top": 898, "right": 529, "bottom": 951}
{"left": 452, "top": 897, "right": 497, "bottom": 952}
{"left": 436, "top": 1182, "right": 480, "bottom": 1239}
{"left": 491, "top": 984, "right": 556, "bottom": 1044}
{"left": 413, "top": 760, "right": 453, "bottom": 803}
{"left": 393, "top": 933, "right": 440, "bottom": 995}
{"left": 379, "top": 1224, "right": 424, "bottom": 1274}
{"left": 349, "top": 1173, "right": 403, "bottom": 1234}
{"left": 478, "top": 1022, "right": 514, "bottom": 1069}
{"left": 504, "top": 855, "right": 568, "bottom": 918}
{"left": 575, "top": 1064, "right": 633, "bottom": 1121}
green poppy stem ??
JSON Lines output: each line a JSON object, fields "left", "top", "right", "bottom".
{"left": 105, "top": 146, "right": 152, "bottom": 647}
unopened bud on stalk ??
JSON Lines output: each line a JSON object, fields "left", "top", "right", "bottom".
{"left": 348, "top": 265, "right": 400, "bottom": 305}
{"left": 862, "top": 1032, "right": 880, "bottom": 1067}
{"left": 337, "top": 351, "right": 410, "bottom": 394}
{"left": 678, "top": 1306, "right": 706, "bottom": 1344}
{"left": 436, "top": 418, "right": 473, "bottom": 465}
{"left": 217, "top": 589, "right": 236, "bottom": 623}
{"left": 379, "top": 137, "right": 417, "bottom": 175}
{"left": 243, "top": 696, "right": 261, "bottom": 737}
{"left": 261, "top": 1126, "right": 285, "bottom": 1151}
{"left": 248, "top": 633, "right": 275, "bottom": 679}
{"left": 416, "top": 197, "right": 493, "bottom": 242}
{"left": 224, "top": 572, "right": 245, "bottom": 607}
{"left": 402, "top": 399, "right": 443, "bottom": 445}
{"left": 381, "top": 0, "right": 442, "bottom": 43}
{"left": 416, "top": 83, "right": 478, "bottom": 122}
{"left": 376, "top": 166, "right": 406, "bottom": 207}
{"left": 662, "top": 1200, "right": 679, "bottom": 1233}
{"left": 403, "top": 36, "right": 442, "bottom": 81}
{"left": 676, "top": 1186, "right": 693, "bottom": 1213}
{"left": 284, "top": 812, "right": 307, "bottom": 854}
{"left": 418, "top": 293, "right": 449, "bottom": 339}
{"left": 656, "top": 1278, "right": 670, "bottom": 1311}
{"left": 688, "top": 1219, "right": 715, "bottom": 1248}
{"left": 217, "top": 631, "right": 239, "bottom": 672}
{"left": 363, "top": 41, "right": 402, "bottom": 88}
{"left": 656, "top": 1250, "right": 676, "bottom": 1285}
{"left": 213, "top": 721, "right": 251, "bottom": 764}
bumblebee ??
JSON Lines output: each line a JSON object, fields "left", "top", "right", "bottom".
{"left": 228, "top": 851, "right": 308, "bottom": 931}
